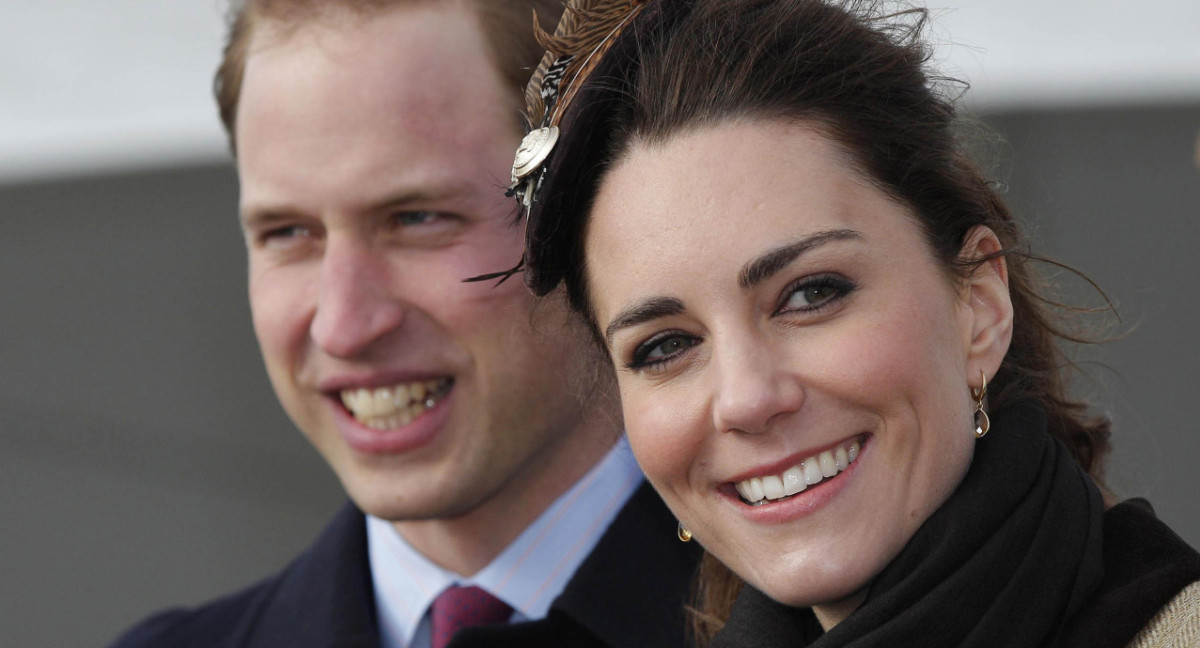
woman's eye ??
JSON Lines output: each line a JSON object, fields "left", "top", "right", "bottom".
{"left": 778, "top": 275, "right": 855, "bottom": 314}
{"left": 629, "top": 333, "right": 700, "bottom": 370}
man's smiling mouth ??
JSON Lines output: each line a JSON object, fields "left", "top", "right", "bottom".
{"left": 339, "top": 378, "right": 453, "bottom": 429}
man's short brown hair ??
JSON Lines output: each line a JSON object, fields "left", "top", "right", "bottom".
{"left": 214, "top": 0, "right": 563, "bottom": 153}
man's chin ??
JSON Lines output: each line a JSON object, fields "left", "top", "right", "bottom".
{"left": 343, "top": 479, "right": 486, "bottom": 523}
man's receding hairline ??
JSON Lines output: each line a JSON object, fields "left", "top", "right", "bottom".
{"left": 244, "top": 0, "right": 463, "bottom": 51}
{"left": 239, "top": 0, "right": 528, "bottom": 123}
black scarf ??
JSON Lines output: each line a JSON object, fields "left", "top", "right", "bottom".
{"left": 712, "top": 402, "right": 1199, "bottom": 648}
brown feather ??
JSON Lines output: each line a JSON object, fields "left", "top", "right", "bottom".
{"left": 525, "top": 0, "right": 650, "bottom": 128}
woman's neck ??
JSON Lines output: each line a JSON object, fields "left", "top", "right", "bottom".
{"left": 812, "top": 588, "right": 868, "bottom": 631}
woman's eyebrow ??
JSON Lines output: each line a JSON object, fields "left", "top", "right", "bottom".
{"left": 604, "top": 296, "right": 685, "bottom": 344}
{"left": 738, "top": 228, "right": 862, "bottom": 289}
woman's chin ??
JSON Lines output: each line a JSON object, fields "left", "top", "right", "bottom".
{"left": 743, "top": 559, "right": 874, "bottom": 613}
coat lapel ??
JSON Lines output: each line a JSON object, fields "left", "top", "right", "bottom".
{"left": 239, "top": 503, "right": 380, "bottom": 648}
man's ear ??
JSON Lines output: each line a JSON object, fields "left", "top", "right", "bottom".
{"left": 959, "top": 226, "right": 1014, "bottom": 385}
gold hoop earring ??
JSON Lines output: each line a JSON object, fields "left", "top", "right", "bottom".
{"left": 677, "top": 522, "right": 693, "bottom": 543}
{"left": 971, "top": 369, "right": 990, "bottom": 439}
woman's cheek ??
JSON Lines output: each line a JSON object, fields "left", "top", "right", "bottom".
{"left": 621, "top": 386, "right": 699, "bottom": 497}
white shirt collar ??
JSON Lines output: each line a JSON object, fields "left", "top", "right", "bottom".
{"left": 367, "top": 437, "right": 643, "bottom": 648}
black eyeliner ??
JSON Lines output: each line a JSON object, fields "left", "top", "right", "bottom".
{"left": 773, "top": 273, "right": 857, "bottom": 316}
{"left": 626, "top": 329, "right": 699, "bottom": 371}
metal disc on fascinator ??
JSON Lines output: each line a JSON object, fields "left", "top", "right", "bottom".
{"left": 505, "top": 0, "right": 693, "bottom": 295}
{"left": 511, "top": 126, "right": 559, "bottom": 209}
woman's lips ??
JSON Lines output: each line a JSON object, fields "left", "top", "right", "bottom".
{"left": 731, "top": 434, "right": 867, "bottom": 505}
{"left": 717, "top": 436, "right": 868, "bottom": 525}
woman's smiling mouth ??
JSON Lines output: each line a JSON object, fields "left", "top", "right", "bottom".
{"left": 733, "top": 435, "right": 865, "bottom": 506}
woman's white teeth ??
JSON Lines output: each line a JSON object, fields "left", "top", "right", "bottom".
{"left": 803, "top": 459, "right": 823, "bottom": 485}
{"left": 761, "top": 475, "right": 785, "bottom": 500}
{"left": 340, "top": 378, "right": 450, "bottom": 429}
{"left": 737, "top": 439, "right": 860, "bottom": 505}
{"left": 818, "top": 451, "right": 838, "bottom": 478}
{"left": 783, "top": 466, "right": 805, "bottom": 495}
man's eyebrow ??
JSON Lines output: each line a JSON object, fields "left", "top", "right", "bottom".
{"left": 604, "top": 296, "right": 686, "bottom": 344}
{"left": 239, "top": 205, "right": 301, "bottom": 229}
{"left": 738, "top": 229, "right": 862, "bottom": 289}
{"left": 239, "top": 182, "right": 471, "bottom": 227}
{"left": 366, "top": 183, "right": 466, "bottom": 214}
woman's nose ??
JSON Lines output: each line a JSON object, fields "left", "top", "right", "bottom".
{"left": 710, "top": 337, "right": 805, "bottom": 435}
{"left": 309, "top": 237, "right": 405, "bottom": 358}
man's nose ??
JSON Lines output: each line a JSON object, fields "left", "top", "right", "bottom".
{"left": 309, "top": 237, "right": 405, "bottom": 358}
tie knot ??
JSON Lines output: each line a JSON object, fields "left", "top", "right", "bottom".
{"left": 430, "top": 585, "right": 513, "bottom": 648}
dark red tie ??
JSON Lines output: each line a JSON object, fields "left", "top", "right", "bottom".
{"left": 429, "top": 585, "right": 513, "bottom": 648}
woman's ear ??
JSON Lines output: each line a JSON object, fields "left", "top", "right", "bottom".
{"left": 959, "top": 226, "right": 1014, "bottom": 383}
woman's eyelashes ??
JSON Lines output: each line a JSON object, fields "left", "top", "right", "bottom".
{"left": 627, "top": 330, "right": 701, "bottom": 371}
{"left": 622, "top": 274, "right": 856, "bottom": 373}
{"left": 775, "top": 273, "right": 856, "bottom": 316}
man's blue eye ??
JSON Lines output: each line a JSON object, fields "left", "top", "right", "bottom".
{"left": 395, "top": 211, "right": 438, "bottom": 226}
{"left": 261, "top": 224, "right": 312, "bottom": 243}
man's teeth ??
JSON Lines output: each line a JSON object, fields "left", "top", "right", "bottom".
{"left": 735, "top": 439, "right": 860, "bottom": 505}
{"left": 340, "top": 378, "right": 451, "bottom": 429}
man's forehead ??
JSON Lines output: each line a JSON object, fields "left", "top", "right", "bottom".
{"left": 234, "top": 0, "right": 522, "bottom": 223}
{"left": 238, "top": 4, "right": 514, "bottom": 136}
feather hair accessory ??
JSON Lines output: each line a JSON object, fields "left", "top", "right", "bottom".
{"left": 510, "top": 0, "right": 651, "bottom": 209}
{"left": 466, "top": 0, "right": 654, "bottom": 285}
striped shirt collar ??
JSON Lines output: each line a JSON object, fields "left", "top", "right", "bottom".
{"left": 367, "top": 437, "right": 643, "bottom": 648}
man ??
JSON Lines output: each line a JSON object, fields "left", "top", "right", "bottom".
{"left": 110, "top": 1, "right": 698, "bottom": 646}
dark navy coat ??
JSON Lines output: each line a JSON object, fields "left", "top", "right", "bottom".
{"left": 111, "top": 482, "right": 700, "bottom": 648}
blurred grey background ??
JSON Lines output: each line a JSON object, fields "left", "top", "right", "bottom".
{"left": 2, "top": 2, "right": 1198, "bottom": 646}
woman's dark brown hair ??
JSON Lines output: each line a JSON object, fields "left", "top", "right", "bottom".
{"left": 520, "top": 0, "right": 1113, "bottom": 642}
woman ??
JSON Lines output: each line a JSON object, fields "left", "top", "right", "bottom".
{"left": 490, "top": 0, "right": 1200, "bottom": 645}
